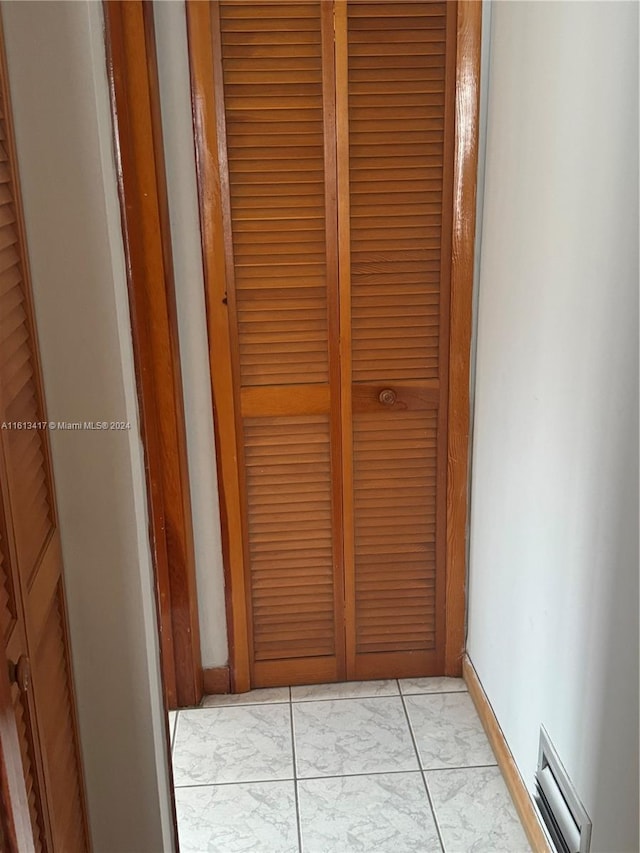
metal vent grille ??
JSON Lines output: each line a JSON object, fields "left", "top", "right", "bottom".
{"left": 535, "top": 727, "right": 592, "bottom": 853}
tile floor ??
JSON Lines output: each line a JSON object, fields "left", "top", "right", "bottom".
{"left": 169, "top": 678, "right": 531, "bottom": 853}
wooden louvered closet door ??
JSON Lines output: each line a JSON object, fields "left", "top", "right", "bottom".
{"left": 0, "top": 18, "right": 90, "bottom": 852}
{"left": 191, "top": 0, "right": 457, "bottom": 687}
{"left": 340, "top": 0, "right": 456, "bottom": 679}
{"left": 212, "top": 0, "right": 345, "bottom": 687}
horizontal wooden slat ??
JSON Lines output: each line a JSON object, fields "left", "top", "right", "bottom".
{"left": 221, "top": 3, "right": 319, "bottom": 20}
{"left": 223, "top": 48, "right": 320, "bottom": 62}
{"left": 348, "top": 3, "right": 446, "bottom": 18}
{"left": 241, "top": 384, "right": 330, "bottom": 417}
{"left": 222, "top": 31, "right": 321, "bottom": 47}
{"left": 349, "top": 16, "right": 445, "bottom": 32}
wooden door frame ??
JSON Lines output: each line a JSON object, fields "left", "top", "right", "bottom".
{"left": 101, "top": 0, "right": 482, "bottom": 701}
{"left": 444, "top": 0, "right": 483, "bottom": 674}
{"left": 187, "top": 0, "right": 483, "bottom": 691}
{"left": 103, "top": 1, "right": 203, "bottom": 710}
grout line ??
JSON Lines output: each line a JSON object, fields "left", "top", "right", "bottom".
{"left": 295, "top": 768, "right": 423, "bottom": 783}
{"left": 422, "top": 771, "right": 447, "bottom": 853}
{"left": 289, "top": 701, "right": 303, "bottom": 853}
{"left": 195, "top": 689, "right": 467, "bottom": 710}
{"left": 199, "top": 700, "right": 291, "bottom": 709}
{"left": 399, "top": 690, "right": 446, "bottom": 853}
{"left": 399, "top": 689, "right": 468, "bottom": 698}
{"left": 424, "top": 763, "right": 499, "bottom": 773}
{"left": 174, "top": 778, "right": 296, "bottom": 789}
{"left": 171, "top": 764, "right": 502, "bottom": 791}
{"left": 291, "top": 693, "right": 400, "bottom": 704}
{"left": 290, "top": 684, "right": 401, "bottom": 702}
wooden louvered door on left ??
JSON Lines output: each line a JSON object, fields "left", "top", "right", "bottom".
{"left": 0, "top": 19, "right": 90, "bottom": 852}
{"left": 189, "top": 0, "right": 459, "bottom": 689}
{"left": 197, "top": 0, "right": 346, "bottom": 688}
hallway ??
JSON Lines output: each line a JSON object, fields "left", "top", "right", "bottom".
{"left": 169, "top": 678, "right": 530, "bottom": 852}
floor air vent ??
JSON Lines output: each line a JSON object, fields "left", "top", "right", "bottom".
{"left": 535, "top": 727, "right": 592, "bottom": 853}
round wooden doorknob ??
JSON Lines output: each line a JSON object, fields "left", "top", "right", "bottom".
{"left": 8, "top": 655, "right": 31, "bottom": 694}
{"left": 378, "top": 389, "right": 397, "bottom": 406}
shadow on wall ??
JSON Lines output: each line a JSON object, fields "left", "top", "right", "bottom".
{"left": 586, "top": 312, "right": 639, "bottom": 851}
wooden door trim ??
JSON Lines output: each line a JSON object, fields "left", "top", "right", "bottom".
{"left": 103, "top": 1, "right": 203, "bottom": 709}
{"left": 444, "top": 0, "right": 483, "bottom": 676}
{"left": 187, "top": 0, "right": 482, "bottom": 688}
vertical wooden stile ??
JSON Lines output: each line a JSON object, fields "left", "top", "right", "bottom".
{"left": 209, "top": 0, "right": 256, "bottom": 691}
{"left": 433, "top": 0, "right": 458, "bottom": 666}
{"left": 333, "top": 0, "right": 357, "bottom": 678}
{"left": 321, "top": 0, "right": 347, "bottom": 680}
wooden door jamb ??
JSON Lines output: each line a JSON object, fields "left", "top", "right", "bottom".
{"left": 444, "top": 0, "right": 482, "bottom": 675}
{"left": 103, "top": 0, "right": 204, "bottom": 710}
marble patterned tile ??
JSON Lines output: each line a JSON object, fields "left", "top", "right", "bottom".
{"left": 168, "top": 711, "right": 177, "bottom": 749}
{"left": 202, "top": 687, "right": 290, "bottom": 707}
{"left": 291, "top": 680, "right": 399, "bottom": 702}
{"left": 175, "top": 781, "right": 299, "bottom": 853}
{"left": 399, "top": 677, "right": 467, "bottom": 696}
{"left": 298, "top": 772, "right": 442, "bottom": 853}
{"left": 173, "top": 704, "right": 294, "bottom": 785}
{"left": 293, "top": 697, "right": 418, "bottom": 778}
{"left": 426, "top": 766, "right": 531, "bottom": 852}
{"left": 405, "top": 692, "right": 496, "bottom": 770}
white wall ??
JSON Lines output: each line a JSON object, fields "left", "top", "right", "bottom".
{"left": 467, "top": 3, "right": 639, "bottom": 852}
{"left": 1, "top": 2, "right": 174, "bottom": 850}
{"left": 154, "top": 0, "right": 228, "bottom": 668}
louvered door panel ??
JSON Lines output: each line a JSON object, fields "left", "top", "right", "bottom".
{"left": 347, "top": 1, "right": 448, "bottom": 384}
{"left": 221, "top": 0, "right": 329, "bottom": 388}
{"left": 215, "top": 1, "right": 343, "bottom": 686}
{"left": 244, "top": 416, "right": 335, "bottom": 662}
{"left": 343, "top": 0, "right": 455, "bottom": 678}
{"left": 353, "top": 410, "right": 438, "bottom": 654}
